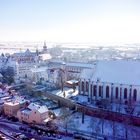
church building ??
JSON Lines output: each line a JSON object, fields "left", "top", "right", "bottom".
{"left": 79, "top": 60, "right": 140, "bottom": 105}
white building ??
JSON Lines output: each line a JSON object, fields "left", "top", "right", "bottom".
{"left": 11, "top": 42, "right": 52, "bottom": 79}
{"left": 79, "top": 60, "right": 140, "bottom": 105}
{"left": 65, "top": 62, "right": 95, "bottom": 80}
{"left": 3, "top": 97, "right": 28, "bottom": 116}
{"left": 29, "top": 66, "right": 48, "bottom": 83}
{"left": 17, "top": 103, "right": 49, "bottom": 124}
{"left": 47, "top": 60, "right": 95, "bottom": 85}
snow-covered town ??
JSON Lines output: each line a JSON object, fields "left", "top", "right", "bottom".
{"left": 0, "top": 42, "right": 140, "bottom": 140}
{"left": 1, "top": 0, "right": 140, "bottom": 140}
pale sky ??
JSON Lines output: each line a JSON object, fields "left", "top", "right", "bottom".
{"left": 0, "top": 0, "right": 140, "bottom": 45}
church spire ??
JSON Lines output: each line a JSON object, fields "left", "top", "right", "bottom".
{"left": 44, "top": 41, "right": 46, "bottom": 47}
{"left": 43, "top": 41, "right": 47, "bottom": 52}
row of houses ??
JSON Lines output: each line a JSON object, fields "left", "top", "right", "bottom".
{"left": 3, "top": 99, "right": 52, "bottom": 124}
{"left": 0, "top": 85, "right": 52, "bottom": 124}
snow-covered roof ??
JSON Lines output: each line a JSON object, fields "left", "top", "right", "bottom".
{"left": 80, "top": 68, "right": 94, "bottom": 80}
{"left": 43, "top": 118, "right": 51, "bottom": 123}
{"left": 39, "top": 53, "right": 52, "bottom": 60}
{"left": 38, "top": 106, "right": 48, "bottom": 113}
{"left": 49, "top": 61, "right": 95, "bottom": 69}
{"left": 52, "top": 108, "right": 61, "bottom": 117}
{"left": 21, "top": 108, "right": 31, "bottom": 114}
{"left": 66, "top": 62, "right": 94, "bottom": 68}
{"left": 4, "top": 96, "right": 27, "bottom": 106}
{"left": 30, "top": 67, "right": 48, "bottom": 73}
{"left": 49, "top": 60, "right": 65, "bottom": 64}
{"left": 13, "top": 49, "right": 36, "bottom": 57}
{"left": 92, "top": 60, "right": 140, "bottom": 85}
{"left": 66, "top": 80, "right": 79, "bottom": 84}
{"left": 4, "top": 101, "right": 19, "bottom": 106}
{"left": 28, "top": 103, "right": 48, "bottom": 113}
{"left": 17, "top": 97, "right": 27, "bottom": 104}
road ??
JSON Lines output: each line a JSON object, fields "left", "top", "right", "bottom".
{"left": 0, "top": 118, "right": 73, "bottom": 140}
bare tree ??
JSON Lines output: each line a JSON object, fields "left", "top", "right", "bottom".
{"left": 26, "top": 83, "right": 33, "bottom": 94}
{"left": 123, "top": 118, "right": 130, "bottom": 139}
{"left": 89, "top": 117, "right": 96, "bottom": 135}
{"left": 95, "top": 123, "right": 101, "bottom": 138}
{"left": 67, "top": 115, "right": 76, "bottom": 129}
{"left": 59, "top": 107, "right": 71, "bottom": 134}
{"left": 109, "top": 114, "right": 118, "bottom": 139}
{"left": 131, "top": 127, "right": 140, "bottom": 139}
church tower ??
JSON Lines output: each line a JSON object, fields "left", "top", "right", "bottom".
{"left": 43, "top": 41, "right": 47, "bottom": 52}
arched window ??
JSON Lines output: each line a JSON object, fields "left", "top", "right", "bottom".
{"left": 133, "top": 89, "right": 137, "bottom": 101}
{"left": 93, "top": 85, "right": 97, "bottom": 96}
{"left": 116, "top": 87, "right": 118, "bottom": 99}
{"left": 106, "top": 86, "right": 109, "bottom": 98}
{"left": 82, "top": 81, "right": 84, "bottom": 91}
{"left": 99, "top": 86, "right": 102, "bottom": 97}
{"left": 86, "top": 82, "right": 89, "bottom": 92}
{"left": 124, "top": 88, "right": 127, "bottom": 99}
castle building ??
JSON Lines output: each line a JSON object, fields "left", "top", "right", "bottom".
{"left": 11, "top": 42, "right": 51, "bottom": 79}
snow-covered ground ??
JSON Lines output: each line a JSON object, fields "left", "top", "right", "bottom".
{"left": 51, "top": 87, "right": 140, "bottom": 117}
{"left": 51, "top": 87, "right": 79, "bottom": 99}
{"left": 54, "top": 112, "right": 140, "bottom": 140}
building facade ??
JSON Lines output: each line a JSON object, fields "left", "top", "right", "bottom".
{"left": 3, "top": 98, "right": 27, "bottom": 116}
{"left": 17, "top": 103, "right": 49, "bottom": 124}
{"left": 79, "top": 60, "right": 140, "bottom": 105}
{"left": 47, "top": 60, "right": 95, "bottom": 85}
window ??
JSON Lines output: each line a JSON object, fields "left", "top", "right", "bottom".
{"left": 86, "top": 82, "right": 89, "bottom": 92}
{"left": 106, "top": 86, "right": 109, "bottom": 98}
{"left": 99, "top": 86, "right": 102, "bottom": 97}
{"left": 124, "top": 88, "right": 127, "bottom": 99}
{"left": 93, "top": 85, "right": 97, "bottom": 96}
{"left": 116, "top": 87, "right": 118, "bottom": 99}
{"left": 82, "top": 82, "right": 84, "bottom": 91}
{"left": 133, "top": 89, "right": 137, "bottom": 101}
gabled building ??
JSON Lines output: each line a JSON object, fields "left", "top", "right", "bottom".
{"left": 79, "top": 60, "right": 140, "bottom": 105}
{"left": 3, "top": 97, "right": 28, "bottom": 116}
{"left": 47, "top": 60, "right": 95, "bottom": 85}
{"left": 17, "top": 103, "right": 50, "bottom": 124}
{"left": 29, "top": 66, "right": 48, "bottom": 83}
